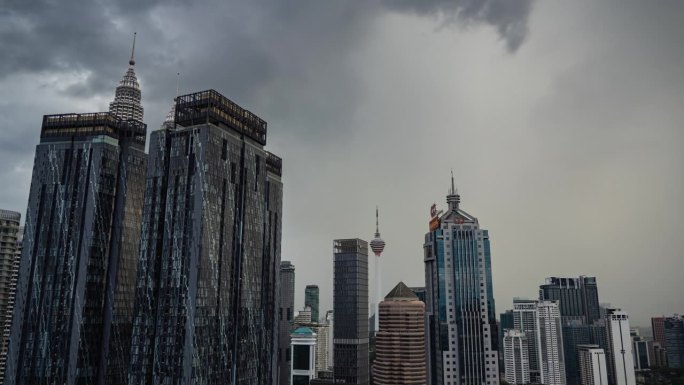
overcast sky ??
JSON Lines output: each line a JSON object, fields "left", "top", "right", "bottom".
{"left": 1, "top": 0, "right": 683, "bottom": 328}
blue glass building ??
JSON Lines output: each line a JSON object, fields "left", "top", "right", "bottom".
{"left": 424, "top": 180, "right": 499, "bottom": 385}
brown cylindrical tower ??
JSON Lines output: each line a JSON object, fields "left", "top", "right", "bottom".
{"left": 373, "top": 281, "right": 426, "bottom": 385}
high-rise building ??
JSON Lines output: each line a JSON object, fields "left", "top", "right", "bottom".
{"left": 373, "top": 282, "right": 426, "bottom": 385}
{"left": 6, "top": 37, "right": 147, "bottom": 385}
{"left": 296, "top": 307, "right": 313, "bottom": 324}
{"left": 333, "top": 238, "right": 369, "bottom": 385}
{"left": 631, "top": 337, "right": 653, "bottom": 371}
{"left": 128, "top": 89, "right": 282, "bottom": 385}
{"left": 664, "top": 315, "right": 684, "bottom": 369}
{"left": 423, "top": 178, "right": 499, "bottom": 385}
{"left": 605, "top": 309, "right": 636, "bottom": 385}
{"left": 305, "top": 285, "right": 320, "bottom": 322}
{"left": 513, "top": 299, "right": 542, "bottom": 383}
{"left": 0, "top": 210, "right": 21, "bottom": 384}
{"left": 540, "top": 277, "right": 600, "bottom": 325}
{"left": 540, "top": 277, "right": 604, "bottom": 385}
{"left": 281, "top": 261, "right": 296, "bottom": 385}
{"left": 325, "top": 310, "right": 334, "bottom": 370}
{"left": 369, "top": 207, "right": 386, "bottom": 334}
{"left": 652, "top": 342, "right": 668, "bottom": 368}
{"left": 578, "top": 345, "right": 608, "bottom": 385}
{"left": 504, "top": 329, "right": 530, "bottom": 385}
{"left": 500, "top": 310, "right": 515, "bottom": 374}
{"left": 291, "top": 327, "right": 318, "bottom": 385}
{"left": 315, "top": 322, "right": 330, "bottom": 373}
{"left": 537, "top": 300, "right": 566, "bottom": 385}
{"left": 651, "top": 317, "right": 666, "bottom": 348}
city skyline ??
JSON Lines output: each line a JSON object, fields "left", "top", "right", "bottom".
{"left": 1, "top": 1, "right": 684, "bottom": 331}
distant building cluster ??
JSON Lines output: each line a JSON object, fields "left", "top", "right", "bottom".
{"left": 0, "top": 35, "right": 680, "bottom": 385}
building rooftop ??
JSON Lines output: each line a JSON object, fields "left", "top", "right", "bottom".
{"left": 292, "top": 327, "right": 315, "bottom": 336}
{"left": 384, "top": 281, "right": 419, "bottom": 301}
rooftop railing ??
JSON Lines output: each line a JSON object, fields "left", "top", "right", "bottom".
{"left": 175, "top": 89, "right": 267, "bottom": 145}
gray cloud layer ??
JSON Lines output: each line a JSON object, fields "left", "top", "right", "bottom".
{"left": 1, "top": 0, "right": 682, "bottom": 328}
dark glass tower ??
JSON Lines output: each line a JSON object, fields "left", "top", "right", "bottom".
{"left": 540, "top": 276, "right": 603, "bottom": 385}
{"left": 423, "top": 180, "right": 499, "bottom": 385}
{"left": 5, "top": 43, "right": 146, "bottom": 385}
{"left": 333, "top": 238, "right": 369, "bottom": 385}
{"left": 540, "top": 277, "right": 600, "bottom": 325}
{"left": 305, "top": 285, "right": 320, "bottom": 322}
{"left": 128, "top": 90, "right": 283, "bottom": 385}
{"left": 280, "top": 261, "right": 296, "bottom": 385}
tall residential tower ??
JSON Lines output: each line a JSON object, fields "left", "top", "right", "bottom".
{"left": 128, "top": 89, "right": 282, "bottom": 385}
{"left": 6, "top": 35, "right": 147, "bottom": 385}
{"left": 0, "top": 210, "right": 21, "bottom": 384}
{"left": 423, "top": 178, "right": 499, "bottom": 385}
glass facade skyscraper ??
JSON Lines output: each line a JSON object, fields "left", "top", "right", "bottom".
{"left": 305, "top": 285, "right": 320, "bottom": 322}
{"left": 128, "top": 90, "right": 282, "bottom": 385}
{"left": 5, "top": 49, "right": 146, "bottom": 385}
{"left": 333, "top": 238, "right": 369, "bottom": 385}
{"left": 423, "top": 182, "right": 499, "bottom": 385}
{"left": 540, "top": 277, "right": 600, "bottom": 325}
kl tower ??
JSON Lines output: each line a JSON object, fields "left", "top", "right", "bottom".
{"left": 369, "top": 206, "right": 386, "bottom": 333}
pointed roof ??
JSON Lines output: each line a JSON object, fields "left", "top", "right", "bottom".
{"left": 384, "top": 281, "right": 419, "bottom": 301}
{"left": 109, "top": 32, "right": 144, "bottom": 122}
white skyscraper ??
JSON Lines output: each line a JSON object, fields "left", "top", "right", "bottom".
{"left": 504, "top": 329, "right": 530, "bottom": 385}
{"left": 605, "top": 309, "right": 636, "bottom": 385}
{"left": 578, "top": 345, "right": 608, "bottom": 385}
{"left": 513, "top": 299, "right": 542, "bottom": 383}
{"left": 538, "top": 300, "right": 566, "bottom": 385}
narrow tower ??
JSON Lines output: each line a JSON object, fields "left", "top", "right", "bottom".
{"left": 370, "top": 207, "right": 386, "bottom": 333}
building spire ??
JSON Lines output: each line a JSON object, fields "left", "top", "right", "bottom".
{"left": 129, "top": 32, "right": 137, "bottom": 66}
{"left": 447, "top": 171, "right": 460, "bottom": 211}
{"left": 110, "top": 33, "right": 143, "bottom": 122}
{"left": 375, "top": 206, "right": 379, "bottom": 235}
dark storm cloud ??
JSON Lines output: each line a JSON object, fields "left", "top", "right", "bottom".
{"left": 382, "top": 0, "right": 534, "bottom": 51}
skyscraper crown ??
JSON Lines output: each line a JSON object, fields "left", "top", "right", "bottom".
{"left": 109, "top": 32, "right": 144, "bottom": 122}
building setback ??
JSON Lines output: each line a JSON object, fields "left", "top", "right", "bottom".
{"left": 280, "top": 261, "right": 296, "bottom": 385}
{"left": 128, "top": 89, "right": 282, "bottom": 385}
{"left": 423, "top": 179, "right": 499, "bottom": 385}
{"left": 333, "top": 238, "right": 369, "bottom": 385}
{"left": 578, "top": 345, "right": 608, "bottom": 385}
{"left": 5, "top": 41, "right": 147, "bottom": 385}
{"left": 0, "top": 210, "right": 21, "bottom": 384}
{"left": 373, "top": 282, "right": 426, "bottom": 385}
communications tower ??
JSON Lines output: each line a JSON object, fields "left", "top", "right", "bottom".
{"left": 370, "top": 207, "right": 386, "bottom": 333}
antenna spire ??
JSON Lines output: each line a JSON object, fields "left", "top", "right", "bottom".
{"left": 450, "top": 169, "right": 456, "bottom": 195}
{"left": 175, "top": 72, "right": 180, "bottom": 98}
{"left": 129, "top": 32, "right": 137, "bottom": 66}
{"left": 375, "top": 206, "right": 379, "bottom": 234}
